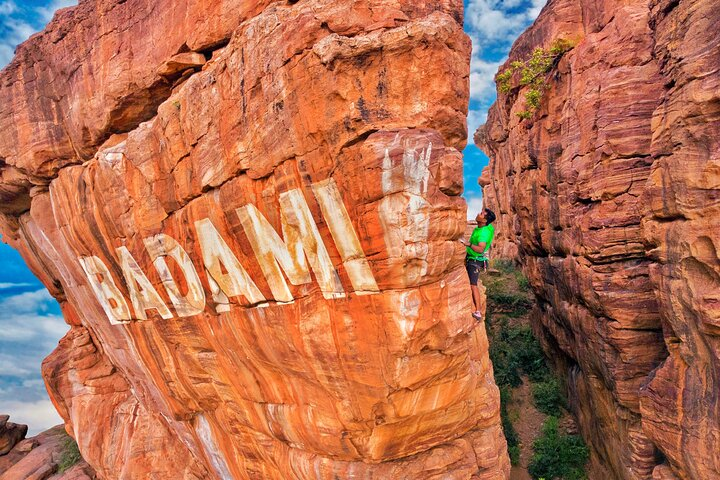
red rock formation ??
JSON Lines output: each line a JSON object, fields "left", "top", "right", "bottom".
{"left": 0, "top": 1, "right": 509, "bottom": 478}
{"left": 0, "top": 415, "right": 27, "bottom": 456}
{"left": 0, "top": 425, "right": 95, "bottom": 480}
{"left": 477, "top": 0, "right": 719, "bottom": 478}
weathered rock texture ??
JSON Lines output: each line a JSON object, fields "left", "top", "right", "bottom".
{"left": 477, "top": 0, "right": 720, "bottom": 478}
{"left": 0, "top": 424, "right": 96, "bottom": 480}
{"left": 0, "top": 1, "right": 509, "bottom": 479}
{"left": 0, "top": 415, "right": 28, "bottom": 456}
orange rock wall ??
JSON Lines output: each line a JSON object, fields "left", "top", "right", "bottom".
{"left": 477, "top": 0, "right": 719, "bottom": 478}
{"left": 0, "top": 0, "right": 510, "bottom": 479}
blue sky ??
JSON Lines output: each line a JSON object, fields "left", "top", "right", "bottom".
{"left": 463, "top": 0, "right": 545, "bottom": 214}
{"left": 0, "top": 0, "right": 542, "bottom": 434}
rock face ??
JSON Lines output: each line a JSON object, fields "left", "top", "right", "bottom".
{"left": 0, "top": 415, "right": 27, "bottom": 456}
{"left": 476, "top": 0, "right": 720, "bottom": 478}
{"left": 0, "top": 425, "right": 96, "bottom": 480}
{"left": 0, "top": 1, "right": 509, "bottom": 479}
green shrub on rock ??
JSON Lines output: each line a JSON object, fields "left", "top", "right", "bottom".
{"left": 496, "top": 38, "right": 575, "bottom": 119}
{"left": 58, "top": 434, "right": 82, "bottom": 473}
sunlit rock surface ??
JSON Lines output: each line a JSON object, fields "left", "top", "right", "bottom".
{"left": 476, "top": 0, "right": 719, "bottom": 478}
{"left": 0, "top": 0, "right": 509, "bottom": 479}
{"left": 0, "top": 424, "right": 95, "bottom": 480}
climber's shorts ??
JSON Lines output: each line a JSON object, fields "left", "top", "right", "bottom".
{"left": 465, "top": 258, "right": 488, "bottom": 285}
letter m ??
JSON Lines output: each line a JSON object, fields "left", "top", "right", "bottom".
{"left": 236, "top": 189, "right": 344, "bottom": 302}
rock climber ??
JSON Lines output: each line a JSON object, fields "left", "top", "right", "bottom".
{"left": 459, "top": 208, "right": 496, "bottom": 321}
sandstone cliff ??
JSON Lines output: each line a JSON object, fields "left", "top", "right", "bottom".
{"left": 0, "top": 0, "right": 509, "bottom": 479}
{"left": 477, "top": 0, "right": 719, "bottom": 478}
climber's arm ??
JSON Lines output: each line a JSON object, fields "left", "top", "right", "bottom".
{"left": 459, "top": 238, "right": 487, "bottom": 252}
{"left": 468, "top": 242, "right": 486, "bottom": 253}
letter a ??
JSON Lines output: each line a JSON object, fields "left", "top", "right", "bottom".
{"left": 117, "top": 246, "right": 173, "bottom": 320}
{"left": 78, "top": 256, "right": 132, "bottom": 325}
{"left": 194, "top": 218, "right": 265, "bottom": 313}
{"left": 144, "top": 234, "right": 206, "bottom": 317}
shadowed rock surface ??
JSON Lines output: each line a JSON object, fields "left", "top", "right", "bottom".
{"left": 477, "top": 0, "right": 719, "bottom": 478}
{"left": 0, "top": 415, "right": 28, "bottom": 456}
{"left": 0, "top": 1, "right": 509, "bottom": 479}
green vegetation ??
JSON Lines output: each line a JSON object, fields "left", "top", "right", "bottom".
{"left": 500, "top": 385, "right": 521, "bottom": 465}
{"left": 486, "top": 262, "right": 543, "bottom": 466}
{"left": 484, "top": 260, "right": 533, "bottom": 317}
{"left": 532, "top": 377, "right": 566, "bottom": 416}
{"left": 491, "top": 259, "right": 517, "bottom": 274}
{"left": 58, "top": 434, "right": 82, "bottom": 473}
{"left": 484, "top": 261, "right": 588, "bottom": 477}
{"left": 488, "top": 289, "right": 533, "bottom": 316}
{"left": 528, "top": 417, "right": 589, "bottom": 480}
{"left": 496, "top": 38, "right": 575, "bottom": 119}
{"left": 489, "top": 320, "right": 548, "bottom": 387}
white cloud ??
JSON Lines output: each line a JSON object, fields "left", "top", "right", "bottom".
{"left": 0, "top": 1, "right": 17, "bottom": 16}
{"left": 0, "top": 288, "right": 67, "bottom": 388}
{"left": 0, "top": 282, "right": 32, "bottom": 289}
{"left": 0, "top": 42, "right": 12, "bottom": 65}
{"left": 36, "top": 0, "right": 77, "bottom": 24}
{"left": 0, "top": 399, "right": 63, "bottom": 435}
{"left": 0, "top": 313, "right": 67, "bottom": 342}
{"left": 0, "top": 317, "right": 66, "bottom": 377}
{"left": 465, "top": 195, "right": 485, "bottom": 220}
{"left": 464, "top": 0, "right": 544, "bottom": 143}
{"left": 0, "top": 288, "right": 56, "bottom": 314}
{"left": 0, "top": 355, "right": 36, "bottom": 377}
{"left": 528, "top": 0, "right": 546, "bottom": 19}
{"left": 0, "top": 0, "right": 78, "bottom": 67}
{"left": 3, "top": 17, "right": 36, "bottom": 43}
{"left": 466, "top": 0, "right": 545, "bottom": 47}
{"left": 470, "top": 58, "right": 504, "bottom": 103}
{"left": 0, "top": 16, "right": 36, "bottom": 67}
{"left": 467, "top": 109, "right": 488, "bottom": 144}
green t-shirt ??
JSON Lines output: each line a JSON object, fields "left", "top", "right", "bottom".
{"left": 466, "top": 224, "right": 495, "bottom": 261}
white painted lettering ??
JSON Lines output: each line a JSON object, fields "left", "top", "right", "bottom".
{"left": 144, "top": 234, "right": 206, "bottom": 317}
{"left": 237, "top": 188, "right": 344, "bottom": 301}
{"left": 77, "top": 165, "right": 395, "bottom": 325}
{"left": 117, "top": 246, "right": 173, "bottom": 320}
{"left": 312, "top": 179, "right": 379, "bottom": 295}
{"left": 78, "top": 256, "right": 132, "bottom": 325}
{"left": 194, "top": 218, "right": 266, "bottom": 312}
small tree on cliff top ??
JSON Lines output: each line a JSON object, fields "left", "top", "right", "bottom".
{"left": 496, "top": 39, "right": 574, "bottom": 120}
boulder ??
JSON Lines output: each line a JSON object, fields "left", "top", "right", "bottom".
{"left": 0, "top": 425, "right": 95, "bottom": 480}
{"left": 0, "top": 415, "right": 28, "bottom": 456}
{"left": 0, "top": 0, "right": 509, "bottom": 478}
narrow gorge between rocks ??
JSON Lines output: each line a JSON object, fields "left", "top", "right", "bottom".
{"left": 0, "top": 0, "right": 718, "bottom": 479}
{"left": 477, "top": 0, "right": 719, "bottom": 478}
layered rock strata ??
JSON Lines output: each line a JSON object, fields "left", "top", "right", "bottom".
{"left": 477, "top": 0, "right": 720, "bottom": 478}
{"left": 0, "top": 0, "right": 509, "bottom": 479}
